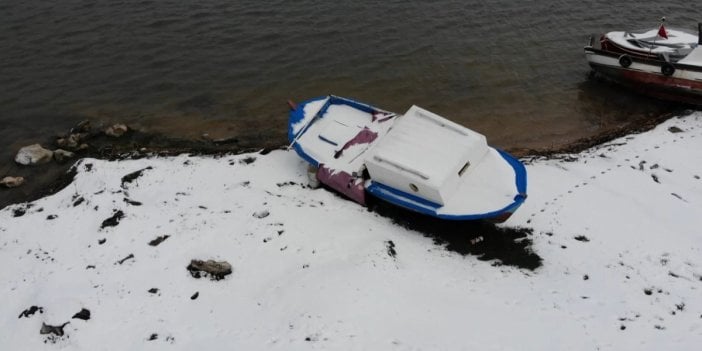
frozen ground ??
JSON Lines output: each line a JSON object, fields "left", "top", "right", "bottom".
{"left": 1, "top": 112, "right": 701, "bottom": 350}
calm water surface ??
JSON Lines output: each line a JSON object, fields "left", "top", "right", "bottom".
{"left": 1, "top": 0, "right": 701, "bottom": 175}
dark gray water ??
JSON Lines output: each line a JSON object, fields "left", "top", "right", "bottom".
{"left": 1, "top": 0, "right": 701, "bottom": 174}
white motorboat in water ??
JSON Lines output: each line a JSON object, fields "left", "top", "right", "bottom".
{"left": 585, "top": 21, "right": 702, "bottom": 104}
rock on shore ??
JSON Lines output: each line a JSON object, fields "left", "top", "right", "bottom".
{"left": 1, "top": 176, "right": 25, "bottom": 188}
{"left": 53, "top": 149, "right": 75, "bottom": 163}
{"left": 105, "top": 124, "right": 128, "bottom": 137}
{"left": 0, "top": 112, "right": 701, "bottom": 350}
{"left": 14, "top": 144, "right": 53, "bottom": 166}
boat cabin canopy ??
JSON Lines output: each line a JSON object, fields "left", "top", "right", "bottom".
{"left": 678, "top": 46, "right": 702, "bottom": 65}
{"left": 364, "top": 105, "right": 489, "bottom": 205}
{"left": 606, "top": 29, "right": 699, "bottom": 60}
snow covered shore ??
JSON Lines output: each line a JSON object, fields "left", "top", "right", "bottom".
{"left": 1, "top": 112, "right": 701, "bottom": 350}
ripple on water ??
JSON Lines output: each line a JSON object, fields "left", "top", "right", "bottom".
{"left": 0, "top": 0, "right": 695, "bottom": 171}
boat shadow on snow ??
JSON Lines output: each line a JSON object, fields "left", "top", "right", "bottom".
{"left": 365, "top": 195, "right": 542, "bottom": 270}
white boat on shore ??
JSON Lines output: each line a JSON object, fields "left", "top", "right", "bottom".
{"left": 287, "top": 95, "right": 527, "bottom": 222}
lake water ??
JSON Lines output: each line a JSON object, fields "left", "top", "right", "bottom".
{"left": 1, "top": 0, "right": 700, "bottom": 175}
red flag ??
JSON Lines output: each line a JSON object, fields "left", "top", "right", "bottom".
{"left": 658, "top": 24, "right": 668, "bottom": 39}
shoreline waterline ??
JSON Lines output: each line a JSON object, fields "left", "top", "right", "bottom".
{"left": 3, "top": 0, "right": 700, "bottom": 181}
{"left": 0, "top": 108, "right": 692, "bottom": 210}
{"left": 1, "top": 111, "right": 700, "bottom": 349}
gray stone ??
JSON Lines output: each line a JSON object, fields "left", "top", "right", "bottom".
{"left": 1, "top": 176, "right": 25, "bottom": 188}
{"left": 187, "top": 259, "right": 232, "bottom": 280}
{"left": 40, "top": 322, "right": 69, "bottom": 336}
{"left": 56, "top": 134, "right": 81, "bottom": 150}
{"left": 15, "top": 144, "right": 54, "bottom": 165}
{"left": 105, "top": 124, "right": 128, "bottom": 137}
{"left": 73, "top": 120, "right": 91, "bottom": 133}
{"left": 53, "top": 149, "right": 75, "bottom": 163}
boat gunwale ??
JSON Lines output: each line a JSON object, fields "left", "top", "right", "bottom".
{"left": 366, "top": 148, "right": 527, "bottom": 221}
{"left": 288, "top": 96, "right": 528, "bottom": 221}
{"left": 584, "top": 46, "right": 702, "bottom": 73}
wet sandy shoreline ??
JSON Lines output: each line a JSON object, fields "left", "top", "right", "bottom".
{"left": 0, "top": 109, "right": 687, "bottom": 210}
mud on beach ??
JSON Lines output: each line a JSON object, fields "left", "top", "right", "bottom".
{"left": 0, "top": 109, "right": 693, "bottom": 270}
{"left": 2, "top": 109, "right": 687, "bottom": 209}
{"left": 0, "top": 124, "right": 281, "bottom": 210}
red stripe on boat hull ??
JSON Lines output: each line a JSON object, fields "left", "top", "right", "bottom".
{"left": 589, "top": 63, "right": 702, "bottom": 105}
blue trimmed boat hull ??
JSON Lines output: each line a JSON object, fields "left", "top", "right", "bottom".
{"left": 288, "top": 95, "right": 527, "bottom": 222}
